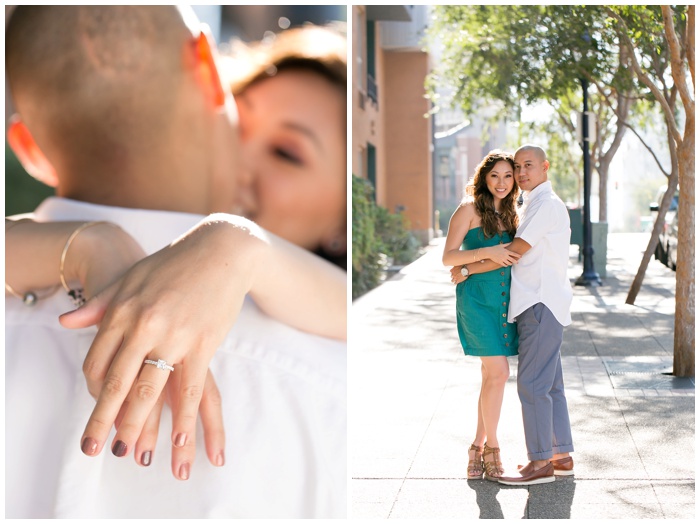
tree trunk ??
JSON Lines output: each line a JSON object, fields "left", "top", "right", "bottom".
{"left": 625, "top": 180, "right": 676, "bottom": 304}
{"left": 597, "top": 161, "right": 607, "bottom": 223}
{"left": 673, "top": 121, "right": 695, "bottom": 377}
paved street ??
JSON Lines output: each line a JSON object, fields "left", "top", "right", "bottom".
{"left": 350, "top": 233, "right": 694, "bottom": 519}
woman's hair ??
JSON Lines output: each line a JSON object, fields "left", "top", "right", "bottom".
{"left": 225, "top": 25, "right": 346, "bottom": 98}
{"left": 465, "top": 150, "right": 519, "bottom": 238}
{"left": 222, "top": 26, "right": 347, "bottom": 269}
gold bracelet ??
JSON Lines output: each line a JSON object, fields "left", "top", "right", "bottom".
{"left": 5, "top": 219, "right": 60, "bottom": 306}
{"left": 59, "top": 221, "right": 108, "bottom": 306}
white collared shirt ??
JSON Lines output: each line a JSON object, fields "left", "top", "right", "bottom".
{"left": 508, "top": 181, "right": 573, "bottom": 326}
{"left": 5, "top": 197, "right": 347, "bottom": 518}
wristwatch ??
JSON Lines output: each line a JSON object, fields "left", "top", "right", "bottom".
{"left": 460, "top": 264, "right": 469, "bottom": 277}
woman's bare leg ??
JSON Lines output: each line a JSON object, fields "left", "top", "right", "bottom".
{"left": 479, "top": 356, "right": 510, "bottom": 448}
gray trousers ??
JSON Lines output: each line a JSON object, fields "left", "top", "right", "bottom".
{"left": 516, "top": 303, "right": 574, "bottom": 460}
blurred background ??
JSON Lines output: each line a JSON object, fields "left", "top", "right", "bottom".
{"left": 4, "top": 5, "right": 347, "bottom": 216}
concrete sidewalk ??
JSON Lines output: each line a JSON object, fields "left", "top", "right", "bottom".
{"left": 350, "top": 233, "right": 694, "bottom": 519}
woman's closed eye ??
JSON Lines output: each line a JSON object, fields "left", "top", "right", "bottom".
{"left": 273, "top": 146, "right": 304, "bottom": 166}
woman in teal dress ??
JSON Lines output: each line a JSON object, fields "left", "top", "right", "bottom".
{"left": 442, "top": 150, "right": 521, "bottom": 482}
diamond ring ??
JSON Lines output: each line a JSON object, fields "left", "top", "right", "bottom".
{"left": 144, "top": 358, "right": 175, "bottom": 372}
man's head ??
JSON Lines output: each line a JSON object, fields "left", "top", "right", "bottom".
{"left": 513, "top": 144, "right": 549, "bottom": 192}
{"left": 6, "top": 6, "right": 248, "bottom": 214}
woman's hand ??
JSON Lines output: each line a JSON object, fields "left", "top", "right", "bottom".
{"left": 70, "top": 222, "right": 148, "bottom": 298}
{"left": 450, "top": 266, "right": 467, "bottom": 285}
{"left": 485, "top": 243, "right": 521, "bottom": 267}
{"left": 60, "top": 218, "right": 257, "bottom": 478}
{"left": 60, "top": 213, "right": 346, "bottom": 479}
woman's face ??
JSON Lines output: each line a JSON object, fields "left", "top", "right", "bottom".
{"left": 485, "top": 160, "right": 515, "bottom": 202}
{"left": 236, "top": 69, "right": 346, "bottom": 252}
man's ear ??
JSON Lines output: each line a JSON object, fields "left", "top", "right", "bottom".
{"left": 6, "top": 115, "right": 59, "bottom": 188}
{"left": 193, "top": 27, "right": 226, "bottom": 108}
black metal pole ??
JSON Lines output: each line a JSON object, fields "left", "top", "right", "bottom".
{"left": 576, "top": 77, "right": 601, "bottom": 286}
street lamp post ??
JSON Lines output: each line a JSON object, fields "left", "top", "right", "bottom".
{"left": 575, "top": 77, "right": 601, "bottom": 286}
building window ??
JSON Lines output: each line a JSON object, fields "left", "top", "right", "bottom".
{"left": 367, "top": 143, "right": 377, "bottom": 201}
{"left": 366, "top": 20, "right": 378, "bottom": 104}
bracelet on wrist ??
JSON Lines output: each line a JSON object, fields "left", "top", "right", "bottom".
{"left": 59, "top": 221, "right": 109, "bottom": 307}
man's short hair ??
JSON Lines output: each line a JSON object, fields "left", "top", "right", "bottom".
{"left": 6, "top": 6, "right": 191, "bottom": 162}
{"left": 515, "top": 144, "right": 548, "bottom": 162}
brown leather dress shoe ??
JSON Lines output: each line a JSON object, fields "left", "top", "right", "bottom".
{"left": 498, "top": 462, "right": 555, "bottom": 486}
{"left": 518, "top": 456, "right": 575, "bottom": 476}
{"left": 551, "top": 456, "right": 574, "bottom": 476}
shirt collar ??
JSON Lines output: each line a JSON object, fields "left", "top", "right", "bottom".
{"left": 33, "top": 197, "right": 205, "bottom": 256}
{"left": 522, "top": 180, "right": 552, "bottom": 203}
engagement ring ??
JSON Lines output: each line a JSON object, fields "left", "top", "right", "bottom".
{"left": 144, "top": 358, "right": 175, "bottom": 372}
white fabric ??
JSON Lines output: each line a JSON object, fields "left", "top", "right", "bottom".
{"left": 508, "top": 181, "right": 573, "bottom": 326}
{"left": 5, "top": 197, "right": 347, "bottom": 518}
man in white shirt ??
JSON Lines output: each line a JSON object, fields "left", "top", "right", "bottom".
{"left": 5, "top": 6, "right": 346, "bottom": 518}
{"left": 497, "top": 144, "right": 575, "bottom": 486}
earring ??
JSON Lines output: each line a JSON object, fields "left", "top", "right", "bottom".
{"left": 323, "top": 233, "right": 346, "bottom": 255}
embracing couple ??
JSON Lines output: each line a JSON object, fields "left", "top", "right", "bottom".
{"left": 5, "top": 5, "right": 346, "bottom": 519}
{"left": 443, "top": 145, "right": 574, "bottom": 485}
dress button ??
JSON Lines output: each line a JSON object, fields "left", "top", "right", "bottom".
{"left": 500, "top": 271, "right": 505, "bottom": 276}
{"left": 502, "top": 323, "right": 507, "bottom": 327}
{"left": 501, "top": 282, "right": 505, "bottom": 287}
{"left": 502, "top": 313, "right": 507, "bottom": 317}
{"left": 505, "top": 343, "right": 510, "bottom": 347}
{"left": 503, "top": 334, "right": 508, "bottom": 338}
{"left": 501, "top": 292, "right": 506, "bottom": 296}
{"left": 502, "top": 302, "right": 506, "bottom": 307}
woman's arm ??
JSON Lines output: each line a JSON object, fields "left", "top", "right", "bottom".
{"left": 5, "top": 218, "right": 145, "bottom": 300}
{"left": 442, "top": 206, "right": 521, "bottom": 268}
{"left": 442, "top": 204, "right": 476, "bottom": 267}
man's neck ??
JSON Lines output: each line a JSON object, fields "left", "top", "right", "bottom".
{"left": 57, "top": 168, "right": 208, "bottom": 215}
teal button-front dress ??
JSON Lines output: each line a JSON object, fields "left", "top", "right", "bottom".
{"left": 456, "top": 227, "right": 519, "bottom": 357}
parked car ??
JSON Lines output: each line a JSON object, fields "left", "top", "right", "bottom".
{"left": 666, "top": 211, "right": 678, "bottom": 271}
{"left": 649, "top": 186, "right": 679, "bottom": 270}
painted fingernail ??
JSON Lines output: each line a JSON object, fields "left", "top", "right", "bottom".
{"left": 179, "top": 462, "right": 190, "bottom": 480}
{"left": 175, "top": 433, "right": 187, "bottom": 448}
{"left": 216, "top": 451, "right": 225, "bottom": 467}
{"left": 112, "top": 440, "right": 127, "bottom": 457}
{"left": 81, "top": 437, "right": 98, "bottom": 455}
{"left": 140, "top": 450, "right": 152, "bottom": 467}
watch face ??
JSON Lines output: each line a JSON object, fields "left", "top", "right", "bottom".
{"left": 461, "top": 267, "right": 468, "bottom": 277}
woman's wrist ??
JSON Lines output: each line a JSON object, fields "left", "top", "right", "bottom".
{"left": 65, "top": 223, "right": 115, "bottom": 287}
{"left": 193, "top": 214, "right": 267, "bottom": 291}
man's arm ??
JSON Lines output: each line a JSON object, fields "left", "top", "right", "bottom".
{"left": 451, "top": 237, "right": 532, "bottom": 284}
{"left": 465, "top": 237, "right": 532, "bottom": 275}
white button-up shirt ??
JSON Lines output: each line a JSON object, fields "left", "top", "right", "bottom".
{"left": 5, "top": 197, "right": 347, "bottom": 518}
{"left": 508, "top": 181, "right": 573, "bottom": 326}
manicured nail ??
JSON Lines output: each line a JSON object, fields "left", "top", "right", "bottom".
{"left": 179, "top": 462, "right": 190, "bottom": 480}
{"left": 216, "top": 451, "right": 225, "bottom": 467}
{"left": 112, "top": 440, "right": 127, "bottom": 457}
{"left": 140, "top": 450, "right": 152, "bottom": 467}
{"left": 81, "top": 437, "right": 98, "bottom": 455}
{"left": 175, "top": 433, "right": 187, "bottom": 448}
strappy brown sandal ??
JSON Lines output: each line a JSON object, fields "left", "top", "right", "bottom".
{"left": 467, "top": 444, "right": 484, "bottom": 479}
{"left": 483, "top": 443, "right": 504, "bottom": 481}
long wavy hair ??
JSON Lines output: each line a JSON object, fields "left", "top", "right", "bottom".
{"left": 465, "top": 150, "right": 519, "bottom": 238}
